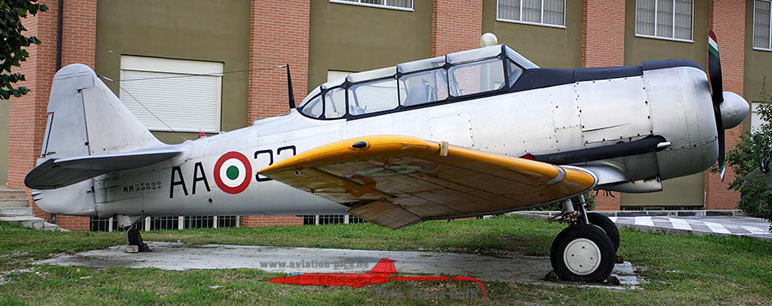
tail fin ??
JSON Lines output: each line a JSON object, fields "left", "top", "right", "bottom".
{"left": 25, "top": 64, "right": 178, "bottom": 190}
{"left": 368, "top": 258, "right": 397, "bottom": 276}
{"left": 41, "top": 64, "right": 163, "bottom": 159}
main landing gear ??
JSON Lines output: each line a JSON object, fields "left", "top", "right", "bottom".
{"left": 125, "top": 222, "right": 151, "bottom": 253}
{"left": 549, "top": 195, "right": 618, "bottom": 282}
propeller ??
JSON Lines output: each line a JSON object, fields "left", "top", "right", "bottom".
{"left": 707, "top": 30, "right": 726, "bottom": 179}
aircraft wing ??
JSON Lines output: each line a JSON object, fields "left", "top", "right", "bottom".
{"left": 258, "top": 136, "right": 596, "bottom": 229}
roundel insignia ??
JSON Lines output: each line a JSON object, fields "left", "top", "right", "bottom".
{"left": 213, "top": 151, "right": 252, "bottom": 194}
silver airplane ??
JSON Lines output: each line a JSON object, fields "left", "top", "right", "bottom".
{"left": 24, "top": 31, "right": 748, "bottom": 282}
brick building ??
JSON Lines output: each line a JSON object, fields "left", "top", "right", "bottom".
{"left": 2, "top": 0, "right": 770, "bottom": 231}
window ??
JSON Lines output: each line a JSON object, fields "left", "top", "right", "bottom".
{"left": 324, "top": 87, "right": 346, "bottom": 119}
{"left": 752, "top": 102, "right": 766, "bottom": 133}
{"left": 399, "top": 69, "right": 449, "bottom": 107}
{"left": 301, "top": 95, "right": 323, "bottom": 118}
{"left": 119, "top": 56, "right": 222, "bottom": 133}
{"left": 497, "top": 0, "right": 566, "bottom": 27}
{"left": 331, "top": 0, "right": 413, "bottom": 11}
{"left": 348, "top": 79, "right": 400, "bottom": 115}
{"left": 448, "top": 59, "right": 506, "bottom": 97}
{"left": 507, "top": 60, "right": 524, "bottom": 87}
{"left": 754, "top": 0, "right": 772, "bottom": 50}
{"left": 635, "top": 0, "right": 693, "bottom": 41}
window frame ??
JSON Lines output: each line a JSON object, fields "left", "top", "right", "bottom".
{"left": 329, "top": 0, "right": 414, "bottom": 12}
{"left": 753, "top": 0, "right": 772, "bottom": 52}
{"left": 634, "top": 0, "right": 695, "bottom": 43}
{"left": 495, "top": 0, "right": 567, "bottom": 29}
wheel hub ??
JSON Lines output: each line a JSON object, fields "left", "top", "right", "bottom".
{"left": 562, "top": 238, "right": 601, "bottom": 275}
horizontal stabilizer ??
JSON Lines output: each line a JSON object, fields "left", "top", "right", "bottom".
{"left": 25, "top": 148, "right": 181, "bottom": 189}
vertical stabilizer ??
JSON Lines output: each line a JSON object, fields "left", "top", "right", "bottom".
{"left": 41, "top": 64, "right": 163, "bottom": 161}
{"left": 26, "top": 64, "right": 169, "bottom": 215}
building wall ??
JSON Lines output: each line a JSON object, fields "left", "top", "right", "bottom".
{"left": 94, "top": 0, "right": 251, "bottom": 144}
{"left": 307, "top": 0, "right": 433, "bottom": 90}
{"left": 582, "top": 0, "right": 625, "bottom": 68}
{"left": 623, "top": 0, "right": 710, "bottom": 66}
{"left": 432, "top": 0, "right": 483, "bottom": 56}
{"left": 8, "top": 1, "right": 762, "bottom": 232}
{"left": 745, "top": 0, "right": 772, "bottom": 109}
{"left": 242, "top": 0, "right": 311, "bottom": 227}
{"left": 240, "top": 215, "right": 304, "bottom": 227}
{"left": 704, "top": 0, "right": 746, "bottom": 209}
{"left": 0, "top": 101, "right": 8, "bottom": 186}
{"left": 620, "top": 0, "right": 711, "bottom": 207}
{"left": 7, "top": 0, "right": 97, "bottom": 229}
{"left": 247, "top": 0, "right": 310, "bottom": 123}
{"left": 481, "top": 0, "right": 583, "bottom": 68}
{"left": 580, "top": 0, "right": 627, "bottom": 210}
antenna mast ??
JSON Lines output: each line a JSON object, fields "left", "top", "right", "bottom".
{"left": 286, "top": 64, "right": 296, "bottom": 109}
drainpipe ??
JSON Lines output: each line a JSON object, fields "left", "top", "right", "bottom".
{"left": 55, "top": 0, "right": 63, "bottom": 70}
{"left": 50, "top": 0, "right": 63, "bottom": 225}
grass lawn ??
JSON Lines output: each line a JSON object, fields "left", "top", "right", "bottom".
{"left": 1, "top": 215, "right": 771, "bottom": 305}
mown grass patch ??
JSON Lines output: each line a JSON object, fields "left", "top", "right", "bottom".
{"left": 1, "top": 216, "right": 771, "bottom": 305}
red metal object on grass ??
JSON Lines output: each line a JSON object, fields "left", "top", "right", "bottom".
{"left": 266, "top": 258, "right": 396, "bottom": 288}
{"left": 266, "top": 258, "right": 487, "bottom": 298}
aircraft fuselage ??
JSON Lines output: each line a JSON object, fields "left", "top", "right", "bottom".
{"left": 37, "top": 62, "right": 719, "bottom": 219}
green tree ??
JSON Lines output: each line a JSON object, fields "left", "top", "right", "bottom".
{"left": 1, "top": 0, "right": 48, "bottom": 100}
{"left": 723, "top": 77, "right": 772, "bottom": 231}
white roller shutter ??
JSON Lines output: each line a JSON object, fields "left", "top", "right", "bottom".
{"left": 119, "top": 56, "right": 223, "bottom": 133}
{"left": 327, "top": 70, "right": 351, "bottom": 83}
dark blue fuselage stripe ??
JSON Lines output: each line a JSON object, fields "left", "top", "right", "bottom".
{"left": 509, "top": 59, "right": 702, "bottom": 93}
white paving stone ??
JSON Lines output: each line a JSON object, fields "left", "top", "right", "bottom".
{"left": 634, "top": 216, "right": 654, "bottom": 227}
{"left": 668, "top": 218, "right": 692, "bottom": 231}
{"left": 703, "top": 221, "right": 731, "bottom": 234}
{"left": 742, "top": 225, "right": 769, "bottom": 235}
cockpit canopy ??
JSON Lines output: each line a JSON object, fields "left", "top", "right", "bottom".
{"left": 298, "top": 45, "right": 538, "bottom": 120}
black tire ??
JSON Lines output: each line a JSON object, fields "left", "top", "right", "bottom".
{"left": 586, "top": 212, "right": 620, "bottom": 252}
{"left": 550, "top": 223, "right": 616, "bottom": 282}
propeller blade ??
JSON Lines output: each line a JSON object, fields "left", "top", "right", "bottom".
{"left": 713, "top": 101, "right": 726, "bottom": 177}
{"left": 708, "top": 30, "right": 726, "bottom": 179}
{"left": 708, "top": 31, "right": 723, "bottom": 106}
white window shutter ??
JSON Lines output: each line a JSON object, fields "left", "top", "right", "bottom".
{"left": 119, "top": 56, "right": 223, "bottom": 133}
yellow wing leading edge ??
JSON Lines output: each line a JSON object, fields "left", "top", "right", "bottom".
{"left": 259, "top": 136, "right": 596, "bottom": 229}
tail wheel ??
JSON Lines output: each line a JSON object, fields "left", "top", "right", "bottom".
{"left": 585, "top": 212, "right": 620, "bottom": 252}
{"left": 550, "top": 224, "right": 615, "bottom": 282}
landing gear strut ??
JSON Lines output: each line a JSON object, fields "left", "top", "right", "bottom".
{"left": 126, "top": 223, "right": 151, "bottom": 253}
{"left": 549, "top": 194, "right": 617, "bottom": 282}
